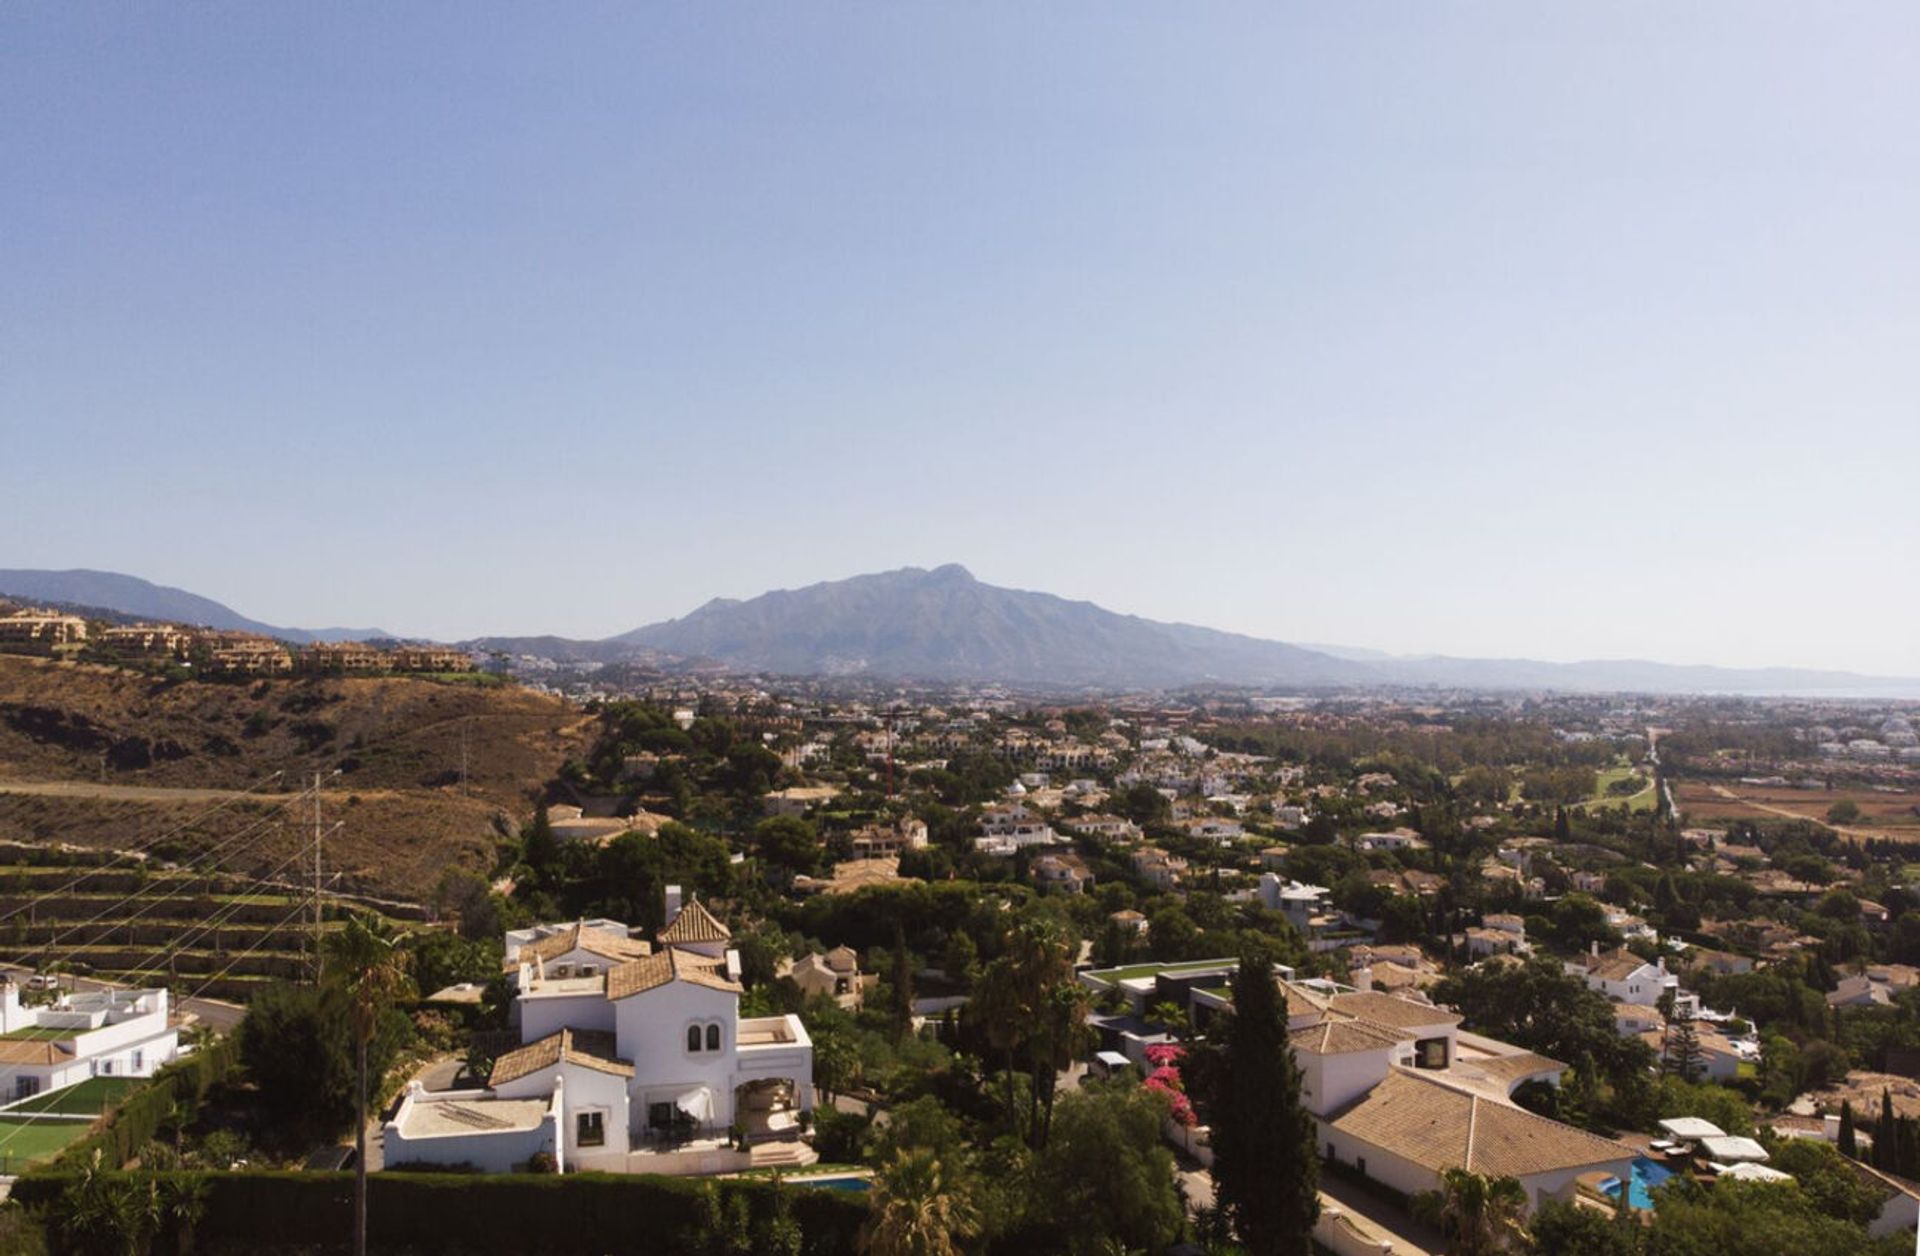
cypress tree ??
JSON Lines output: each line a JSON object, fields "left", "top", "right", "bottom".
{"left": 1210, "top": 943, "right": 1318, "bottom": 1256}
{"left": 1839, "top": 1101, "right": 1857, "bottom": 1159}
{"left": 1877, "top": 1089, "right": 1896, "bottom": 1170}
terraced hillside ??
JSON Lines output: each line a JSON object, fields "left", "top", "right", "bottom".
{"left": 0, "top": 846, "right": 415, "bottom": 1001}
{"left": 0, "top": 655, "right": 593, "bottom": 898}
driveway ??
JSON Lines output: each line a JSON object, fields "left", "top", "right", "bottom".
{"left": 1174, "top": 1160, "right": 1439, "bottom": 1256}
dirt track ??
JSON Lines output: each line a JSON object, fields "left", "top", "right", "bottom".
{"left": 0, "top": 778, "right": 306, "bottom": 804}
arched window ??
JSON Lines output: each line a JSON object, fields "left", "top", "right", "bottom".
{"left": 687, "top": 1025, "right": 703, "bottom": 1052}
{"left": 705, "top": 1023, "right": 721, "bottom": 1052}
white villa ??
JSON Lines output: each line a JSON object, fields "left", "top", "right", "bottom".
{"left": 1176, "top": 972, "right": 1634, "bottom": 1215}
{"left": 385, "top": 890, "right": 815, "bottom": 1175}
{"left": 1565, "top": 944, "right": 1679, "bottom": 1008}
{"left": 0, "top": 980, "right": 181, "bottom": 1101}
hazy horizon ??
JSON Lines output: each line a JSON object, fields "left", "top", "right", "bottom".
{"left": 5, "top": 6, "right": 1918, "bottom": 672}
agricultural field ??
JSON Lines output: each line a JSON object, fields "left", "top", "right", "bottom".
{"left": 1673, "top": 777, "right": 1920, "bottom": 840}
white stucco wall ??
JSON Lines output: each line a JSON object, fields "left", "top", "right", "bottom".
{"left": 518, "top": 992, "right": 616, "bottom": 1042}
{"left": 1319, "top": 1119, "right": 1631, "bottom": 1214}
{"left": 615, "top": 982, "right": 742, "bottom": 1131}
{"left": 494, "top": 1060, "right": 632, "bottom": 1158}
{"left": 383, "top": 1087, "right": 563, "bottom": 1174}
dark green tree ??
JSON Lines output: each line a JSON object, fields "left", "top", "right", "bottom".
{"left": 1209, "top": 944, "right": 1318, "bottom": 1255}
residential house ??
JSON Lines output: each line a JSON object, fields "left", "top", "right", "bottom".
{"left": 1179, "top": 817, "right": 1245, "bottom": 844}
{"left": 1065, "top": 814, "right": 1142, "bottom": 843}
{"left": 387, "top": 893, "right": 813, "bottom": 1176}
{"left": 1321, "top": 1068, "right": 1634, "bottom": 1214}
{"left": 849, "top": 818, "right": 928, "bottom": 859}
{"left": 1464, "top": 927, "right": 1522, "bottom": 959}
{"left": 1131, "top": 846, "right": 1188, "bottom": 891}
{"left": 1686, "top": 948, "right": 1756, "bottom": 978}
{"left": 0, "top": 981, "right": 180, "bottom": 1101}
{"left": 1829, "top": 974, "right": 1900, "bottom": 1009}
{"left": 782, "top": 947, "right": 863, "bottom": 1009}
{"left": 975, "top": 803, "right": 1059, "bottom": 855}
{"left": 1565, "top": 945, "right": 1677, "bottom": 1008}
{"left": 1257, "top": 875, "right": 1333, "bottom": 933}
{"left": 1356, "top": 828, "right": 1426, "bottom": 853}
{"left": 504, "top": 919, "right": 653, "bottom": 990}
{"left": 1571, "top": 870, "right": 1608, "bottom": 894}
{"left": 1032, "top": 853, "right": 1095, "bottom": 895}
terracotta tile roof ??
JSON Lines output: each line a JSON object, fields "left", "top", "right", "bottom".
{"left": 519, "top": 922, "right": 652, "bottom": 966}
{"left": 1290, "top": 1019, "right": 1409, "bottom": 1056}
{"left": 1331, "top": 1068, "right": 1634, "bottom": 1178}
{"left": 1582, "top": 948, "right": 1653, "bottom": 982}
{"left": 1326, "top": 991, "right": 1462, "bottom": 1030}
{"left": 0, "top": 1040, "right": 70, "bottom": 1066}
{"left": 1468, "top": 1051, "right": 1566, "bottom": 1084}
{"left": 658, "top": 899, "right": 731, "bottom": 945}
{"left": 489, "top": 1027, "right": 633, "bottom": 1086}
{"left": 1279, "top": 980, "right": 1335, "bottom": 1015}
{"left": 607, "top": 946, "right": 742, "bottom": 1000}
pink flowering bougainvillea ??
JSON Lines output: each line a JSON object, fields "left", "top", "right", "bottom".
{"left": 1141, "top": 1046, "right": 1198, "bottom": 1126}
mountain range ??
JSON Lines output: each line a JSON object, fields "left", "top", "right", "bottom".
{"left": 0, "top": 569, "right": 389, "bottom": 644}
{"left": 5, "top": 565, "right": 1917, "bottom": 697}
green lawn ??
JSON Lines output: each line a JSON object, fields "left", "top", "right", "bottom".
{"left": 0, "top": 1026, "right": 71, "bottom": 1042}
{"left": 5, "top": 1076, "right": 142, "bottom": 1115}
{"left": 0, "top": 1116, "right": 92, "bottom": 1168}
{"left": 1575, "top": 766, "right": 1657, "bottom": 813}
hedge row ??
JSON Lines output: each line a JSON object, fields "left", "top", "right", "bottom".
{"left": 12, "top": 1170, "right": 868, "bottom": 1255}
{"left": 46, "top": 1034, "right": 241, "bottom": 1170}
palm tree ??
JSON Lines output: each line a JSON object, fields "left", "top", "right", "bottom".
{"left": 1035, "top": 981, "right": 1094, "bottom": 1146}
{"left": 1411, "top": 1168, "right": 1530, "bottom": 1256}
{"left": 858, "top": 1148, "right": 979, "bottom": 1256}
{"left": 324, "top": 914, "right": 415, "bottom": 1256}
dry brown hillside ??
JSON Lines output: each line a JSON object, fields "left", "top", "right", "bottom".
{"left": 0, "top": 656, "right": 593, "bottom": 899}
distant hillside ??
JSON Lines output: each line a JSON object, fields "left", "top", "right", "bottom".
{"left": 0, "top": 655, "right": 593, "bottom": 897}
{"left": 614, "top": 565, "right": 1920, "bottom": 697}
{"left": 616, "top": 564, "right": 1368, "bottom": 687}
{"left": 0, "top": 569, "right": 388, "bottom": 643}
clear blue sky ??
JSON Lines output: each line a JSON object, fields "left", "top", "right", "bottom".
{"left": 5, "top": 6, "right": 1917, "bottom": 673}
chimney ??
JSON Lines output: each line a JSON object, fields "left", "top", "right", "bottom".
{"left": 1354, "top": 966, "right": 1373, "bottom": 993}
{"left": 1590, "top": 939, "right": 1600, "bottom": 957}
{"left": 1657, "top": 956, "right": 1667, "bottom": 975}
{"left": 664, "top": 884, "right": 684, "bottom": 922}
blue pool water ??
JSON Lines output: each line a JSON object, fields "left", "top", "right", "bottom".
{"left": 1600, "top": 1156, "right": 1673, "bottom": 1211}
{"left": 802, "top": 1176, "right": 871, "bottom": 1192}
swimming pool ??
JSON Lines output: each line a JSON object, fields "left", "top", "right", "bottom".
{"left": 1600, "top": 1156, "right": 1673, "bottom": 1211}
{"left": 799, "top": 1175, "right": 871, "bottom": 1192}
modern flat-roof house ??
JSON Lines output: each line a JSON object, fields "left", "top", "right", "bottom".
{"left": 0, "top": 981, "right": 181, "bottom": 1102}
{"left": 386, "top": 893, "right": 814, "bottom": 1176}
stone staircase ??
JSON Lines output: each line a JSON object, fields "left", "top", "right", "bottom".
{"left": 748, "top": 1139, "right": 819, "bottom": 1170}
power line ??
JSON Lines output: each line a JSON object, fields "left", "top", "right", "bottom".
{"left": 0, "top": 770, "right": 290, "bottom": 926}
{"left": 7, "top": 794, "right": 312, "bottom": 970}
